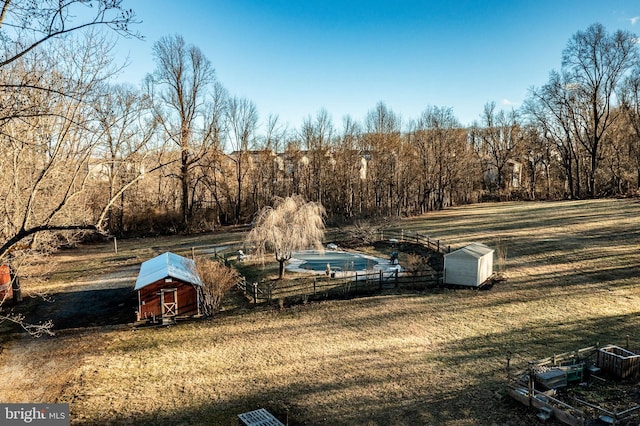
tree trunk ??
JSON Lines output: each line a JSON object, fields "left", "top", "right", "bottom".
{"left": 181, "top": 150, "right": 190, "bottom": 228}
{"left": 574, "top": 155, "right": 581, "bottom": 198}
{"left": 565, "top": 156, "right": 574, "bottom": 198}
{"left": 235, "top": 160, "right": 242, "bottom": 224}
{"left": 10, "top": 268, "right": 22, "bottom": 304}
{"left": 588, "top": 149, "right": 597, "bottom": 197}
{"left": 278, "top": 259, "right": 286, "bottom": 280}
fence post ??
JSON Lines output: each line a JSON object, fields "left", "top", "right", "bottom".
{"left": 437, "top": 240, "right": 440, "bottom": 252}
{"left": 627, "top": 334, "right": 630, "bottom": 350}
{"left": 395, "top": 269, "right": 399, "bottom": 288}
{"left": 313, "top": 277, "right": 316, "bottom": 295}
{"left": 528, "top": 362, "right": 534, "bottom": 406}
{"left": 253, "top": 282, "right": 258, "bottom": 304}
{"left": 401, "top": 229, "right": 404, "bottom": 242}
{"left": 379, "top": 270, "right": 383, "bottom": 290}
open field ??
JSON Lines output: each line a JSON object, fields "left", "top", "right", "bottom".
{"left": 2, "top": 199, "right": 640, "bottom": 425}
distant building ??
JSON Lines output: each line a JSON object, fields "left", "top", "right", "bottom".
{"left": 483, "top": 159, "right": 522, "bottom": 190}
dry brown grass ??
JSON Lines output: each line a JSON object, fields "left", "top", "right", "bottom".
{"left": 2, "top": 199, "right": 640, "bottom": 425}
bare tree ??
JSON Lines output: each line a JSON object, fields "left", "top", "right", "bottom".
{"left": 247, "top": 195, "right": 326, "bottom": 279}
{"left": 246, "top": 114, "right": 288, "bottom": 214}
{"left": 147, "top": 34, "right": 218, "bottom": 229}
{"left": 300, "top": 109, "right": 334, "bottom": 205}
{"left": 411, "top": 106, "right": 465, "bottom": 211}
{"left": 224, "top": 96, "right": 258, "bottom": 224}
{"left": 0, "top": 2, "right": 141, "bottom": 337}
{"left": 471, "top": 102, "right": 522, "bottom": 196}
{"left": 0, "top": 0, "right": 138, "bottom": 68}
{"left": 525, "top": 71, "right": 582, "bottom": 198}
{"left": 190, "top": 82, "right": 230, "bottom": 226}
{"left": 620, "top": 66, "right": 640, "bottom": 190}
{"left": 0, "top": 0, "right": 139, "bottom": 257}
{"left": 331, "top": 115, "right": 362, "bottom": 218}
{"left": 90, "top": 84, "right": 159, "bottom": 234}
{"left": 363, "top": 102, "right": 402, "bottom": 216}
{"left": 520, "top": 124, "right": 554, "bottom": 199}
{"left": 561, "top": 23, "right": 639, "bottom": 196}
{"left": 0, "top": 32, "right": 127, "bottom": 259}
{"left": 0, "top": 32, "right": 139, "bottom": 335}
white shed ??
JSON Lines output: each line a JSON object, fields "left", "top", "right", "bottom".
{"left": 443, "top": 243, "right": 494, "bottom": 287}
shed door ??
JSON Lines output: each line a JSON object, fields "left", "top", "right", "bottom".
{"left": 161, "top": 288, "right": 178, "bottom": 316}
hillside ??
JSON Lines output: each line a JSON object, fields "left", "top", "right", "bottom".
{"left": 1, "top": 199, "right": 640, "bottom": 425}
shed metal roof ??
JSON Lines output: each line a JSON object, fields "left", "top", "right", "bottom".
{"left": 134, "top": 252, "right": 203, "bottom": 290}
{"left": 445, "top": 242, "right": 494, "bottom": 259}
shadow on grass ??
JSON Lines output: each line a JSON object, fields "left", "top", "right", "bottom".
{"left": 439, "top": 311, "right": 640, "bottom": 367}
{"left": 7, "top": 287, "right": 137, "bottom": 331}
{"left": 77, "top": 319, "right": 547, "bottom": 425}
{"left": 84, "top": 384, "right": 526, "bottom": 426}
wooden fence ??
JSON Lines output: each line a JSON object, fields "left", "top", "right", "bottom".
{"left": 238, "top": 267, "right": 442, "bottom": 306}
{"left": 233, "top": 229, "right": 453, "bottom": 306}
{"left": 380, "top": 229, "right": 452, "bottom": 254}
{"left": 170, "top": 229, "right": 452, "bottom": 268}
{"left": 171, "top": 242, "right": 245, "bottom": 265}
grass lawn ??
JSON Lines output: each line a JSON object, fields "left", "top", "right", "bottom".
{"left": 2, "top": 199, "right": 640, "bottom": 425}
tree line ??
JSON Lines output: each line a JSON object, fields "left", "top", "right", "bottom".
{"left": 2, "top": 2, "right": 640, "bottom": 260}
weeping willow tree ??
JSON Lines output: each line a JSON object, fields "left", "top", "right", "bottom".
{"left": 247, "top": 195, "right": 326, "bottom": 279}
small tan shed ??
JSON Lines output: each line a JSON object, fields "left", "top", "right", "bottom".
{"left": 443, "top": 243, "right": 494, "bottom": 287}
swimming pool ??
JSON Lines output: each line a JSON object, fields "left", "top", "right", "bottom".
{"left": 287, "top": 249, "right": 402, "bottom": 277}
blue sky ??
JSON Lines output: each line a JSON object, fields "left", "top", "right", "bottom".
{"left": 113, "top": 1, "right": 640, "bottom": 131}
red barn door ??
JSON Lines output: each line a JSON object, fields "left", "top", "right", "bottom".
{"left": 160, "top": 288, "right": 178, "bottom": 317}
